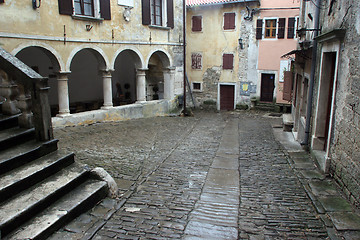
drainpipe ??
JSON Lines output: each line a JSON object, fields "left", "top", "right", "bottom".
{"left": 301, "top": 0, "right": 321, "bottom": 147}
{"left": 182, "top": 0, "right": 187, "bottom": 114}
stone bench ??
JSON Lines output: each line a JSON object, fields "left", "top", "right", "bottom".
{"left": 283, "top": 113, "right": 294, "bottom": 132}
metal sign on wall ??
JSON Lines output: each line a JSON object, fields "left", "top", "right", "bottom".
{"left": 240, "top": 82, "right": 256, "bottom": 96}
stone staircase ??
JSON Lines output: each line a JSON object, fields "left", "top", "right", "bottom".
{"left": 254, "top": 101, "right": 278, "bottom": 112}
{"left": 0, "top": 113, "right": 108, "bottom": 239}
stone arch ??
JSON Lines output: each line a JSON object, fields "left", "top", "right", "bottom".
{"left": 145, "top": 49, "right": 173, "bottom": 101}
{"left": 111, "top": 46, "right": 145, "bottom": 69}
{"left": 112, "top": 48, "right": 144, "bottom": 105}
{"left": 67, "top": 47, "right": 109, "bottom": 113}
{"left": 66, "top": 45, "right": 109, "bottom": 72}
{"left": 146, "top": 49, "right": 172, "bottom": 68}
{"left": 14, "top": 44, "right": 63, "bottom": 116}
{"left": 12, "top": 42, "right": 63, "bottom": 72}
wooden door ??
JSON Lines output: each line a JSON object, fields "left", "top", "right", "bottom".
{"left": 260, "top": 74, "right": 275, "bottom": 102}
{"left": 220, "top": 85, "right": 235, "bottom": 110}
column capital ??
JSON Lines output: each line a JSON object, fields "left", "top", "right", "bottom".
{"left": 57, "top": 72, "right": 71, "bottom": 81}
{"left": 136, "top": 68, "right": 148, "bottom": 77}
{"left": 100, "top": 69, "right": 114, "bottom": 76}
{"left": 57, "top": 71, "right": 71, "bottom": 75}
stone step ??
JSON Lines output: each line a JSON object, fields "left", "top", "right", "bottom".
{"left": 6, "top": 179, "right": 108, "bottom": 240}
{"left": 255, "top": 103, "right": 276, "bottom": 112}
{"left": 0, "top": 150, "right": 75, "bottom": 203}
{"left": 0, "top": 127, "right": 35, "bottom": 151}
{"left": 0, "top": 139, "right": 58, "bottom": 175}
{"left": 0, "top": 164, "right": 89, "bottom": 237}
{"left": 0, "top": 114, "right": 20, "bottom": 131}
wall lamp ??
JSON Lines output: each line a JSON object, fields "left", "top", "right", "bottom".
{"left": 32, "top": 0, "right": 41, "bottom": 9}
{"left": 238, "top": 38, "right": 244, "bottom": 49}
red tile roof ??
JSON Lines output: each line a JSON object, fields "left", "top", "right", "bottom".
{"left": 186, "top": 0, "right": 257, "bottom": 7}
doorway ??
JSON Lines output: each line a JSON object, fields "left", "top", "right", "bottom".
{"left": 220, "top": 84, "right": 235, "bottom": 110}
{"left": 314, "top": 52, "right": 337, "bottom": 150}
{"left": 260, "top": 73, "right": 275, "bottom": 102}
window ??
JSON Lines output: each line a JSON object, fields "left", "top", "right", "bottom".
{"left": 58, "top": 0, "right": 111, "bottom": 20}
{"left": 74, "top": 0, "right": 94, "bottom": 17}
{"left": 192, "top": 82, "right": 202, "bottom": 92}
{"left": 192, "top": 16, "right": 202, "bottom": 32}
{"left": 151, "top": 0, "right": 162, "bottom": 26}
{"left": 0, "top": 0, "right": 4, "bottom": 4}
{"left": 191, "top": 53, "right": 202, "bottom": 69}
{"left": 224, "top": 12, "right": 235, "bottom": 30}
{"left": 265, "top": 19, "right": 277, "bottom": 38}
{"left": 223, "top": 54, "right": 233, "bottom": 70}
{"left": 142, "top": 0, "right": 174, "bottom": 28}
{"left": 257, "top": 18, "right": 286, "bottom": 39}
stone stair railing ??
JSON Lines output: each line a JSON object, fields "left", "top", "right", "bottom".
{"left": 0, "top": 47, "right": 52, "bottom": 141}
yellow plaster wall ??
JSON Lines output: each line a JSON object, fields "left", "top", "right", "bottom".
{"left": 186, "top": 4, "right": 245, "bottom": 84}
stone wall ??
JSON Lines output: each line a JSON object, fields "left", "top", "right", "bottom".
{"left": 321, "top": 0, "right": 360, "bottom": 208}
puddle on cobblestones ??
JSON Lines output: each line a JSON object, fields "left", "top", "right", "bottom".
{"left": 124, "top": 207, "right": 141, "bottom": 212}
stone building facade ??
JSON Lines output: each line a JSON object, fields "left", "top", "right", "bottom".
{"left": 0, "top": 0, "right": 184, "bottom": 118}
{"left": 186, "top": 0, "right": 300, "bottom": 110}
{"left": 287, "top": 0, "right": 360, "bottom": 207}
{"left": 186, "top": 0, "right": 260, "bottom": 110}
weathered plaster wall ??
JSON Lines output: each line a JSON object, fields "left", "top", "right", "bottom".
{"left": 318, "top": 0, "right": 360, "bottom": 208}
{"left": 186, "top": 2, "right": 259, "bottom": 106}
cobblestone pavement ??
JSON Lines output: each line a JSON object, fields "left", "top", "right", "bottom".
{"left": 49, "top": 110, "right": 359, "bottom": 239}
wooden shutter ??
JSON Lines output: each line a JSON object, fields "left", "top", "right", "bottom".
{"left": 192, "top": 16, "right": 202, "bottom": 32}
{"left": 278, "top": 18, "right": 286, "bottom": 39}
{"left": 256, "top": 19, "right": 263, "bottom": 39}
{"left": 100, "top": 0, "right": 111, "bottom": 20}
{"left": 167, "top": 0, "right": 174, "bottom": 28}
{"left": 283, "top": 71, "right": 293, "bottom": 101}
{"left": 224, "top": 13, "right": 235, "bottom": 30}
{"left": 287, "top": 17, "right": 295, "bottom": 39}
{"left": 58, "top": 0, "right": 73, "bottom": 15}
{"left": 142, "top": 0, "right": 151, "bottom": 25}
{"left": 223, "top": 54, "right": 233, "bottom": 70}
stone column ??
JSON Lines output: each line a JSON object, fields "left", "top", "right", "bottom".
{"left": 101, "top": 70, "right": 114, "bottom": 109}
{"left": 136, "top": 69, "right": 147, "bottom": 102}
{"left": 56, "top": 72, "right": 70, "bottom": 117}
{"left": 163, "top": 67, "right": 176, "bottom": 100}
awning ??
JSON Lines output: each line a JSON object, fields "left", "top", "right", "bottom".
{"left": 281, "top": 49, "right": 310, "bottom": 60}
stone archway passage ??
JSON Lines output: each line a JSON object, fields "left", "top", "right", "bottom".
{"left": 113, "top": 50, "right": 141, "bottom": 106}
{"left": 69, "top": 48, "right": 106, "bottom": 113}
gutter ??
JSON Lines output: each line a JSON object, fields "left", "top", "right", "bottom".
{"left": 301, "top": 0, "right": 321, "bottom": 146}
